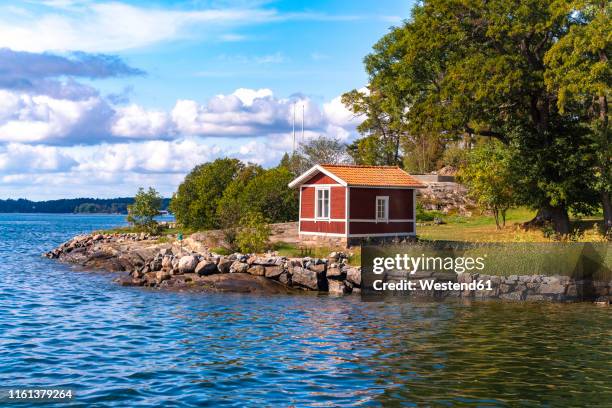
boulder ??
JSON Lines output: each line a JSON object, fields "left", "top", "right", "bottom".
{"left": 264, "top": 266, "right": 284, "bottom": 279}
{"left": 161, "top": 255, "right": 173, "bottom": 269}
{"left": 291, "top": 266, "right": 326, "bottom": 291}
{"left": 278, "top": 272, "right": 290, "bottom": 285}
{"left": 156, "top": 270, "right": 172, "bottom": 283}
{"left": 230, "top": 261, "right": 249, "bottom": 274}
{"left": 309, "top": 263, "right": 326, "bottom": 273}
{"left": 328, "top": 279, "right": 349, "bottom": 295}
{"left": 195, "top": 260, "right": 218, "bottom": 276}
{"left": 217, "top": 258, "right": 233, "bottom": 274}
{"left": 326, "top": 266, "right": 345, "bottom": 280}
{"left": 346, "top": 267, "right": 361, "bottom": 287}
{"left": 247, "top": 265, "right": 265, "bottom": 276}
{"left": 178, "top": 255, "right": 198, "bottom": 274}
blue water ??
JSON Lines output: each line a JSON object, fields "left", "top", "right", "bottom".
{"left": 0, "top": 214, "right": 610, "bottom": 407}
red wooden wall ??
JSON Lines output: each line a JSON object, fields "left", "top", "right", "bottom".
{"left": 349, "top": 188, "right": 414, "bottom": 219}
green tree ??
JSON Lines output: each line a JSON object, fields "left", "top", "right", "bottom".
{"left": 279, "top": 152, "right": 310, "bottom": 176}
{"left": 544, "top": 0, "right": 611, "bottom": 232}
{"left": 342, "top": 88, "right": 404, "bottom": 165}
{"left": 458, "top": 142, "right": 517, "bottom": 229}
{"left": 236, "top": 211, "right": 271, "bottom": 253}
{"left": 170, "top": 158, "right": 243, "bottom": 230}
{"left": 298, "top": 136, "right": 352, "bottom": 167}
{"left": 348, "top": 0, "right": 601, "bottom": 234}
{"left": 216, "top": 163, "right": 264, "bottom": 228}
{"left": 238, "top": 167, "right": 298, "bottom": 223}
{"left": 127, "top": 187, "right": 162, "bottom": 233}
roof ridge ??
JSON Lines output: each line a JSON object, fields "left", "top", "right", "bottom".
{"left": 320, "top": 164, "right": 400, "bottom": 169}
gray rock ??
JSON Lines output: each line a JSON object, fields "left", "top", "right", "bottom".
{"left": 195, "top": 260, "right": 218, "bottom": 276}
{"left": 178, "top": 255, "right": 198, "bottom": 274}
{"left": 217, "top": 258, "right": 233, "bottom": 274}
{"left": 326, "top": 266, "right": 345, "bottom": 280}
{"left": 346, "top": 267, "right": 361, "bottom": 287}
{"left": 161, "top": 255, "right": 173, "bottom": 269}
{"left": 500, "top": 290, "right": 525, "bottom": 301}
{"left": 291, "top": 266, "right": 323, "bottom": 290}
{"left": 278, "top": 272, "right": 290, "bottom": 285}
{"left": 156, "top": 270, "right": 172, "bottom": 283}
{"left": 264, "top": 266, "right": 284, "bottom": 279}
{"left": 328, "top": 279, "right": 348, "bottom": 295}
{"left": 539, "top": 282, "right": 566, "bottom": 295}
{"left": 247, "top": 265, "right": 265, "bottom": 276}
{"left": 230, "top": 261, "right": 249, "bottom": 274}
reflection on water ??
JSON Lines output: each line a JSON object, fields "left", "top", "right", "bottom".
{"left": 0, "top": 214, "right": 610, "bottom": 406}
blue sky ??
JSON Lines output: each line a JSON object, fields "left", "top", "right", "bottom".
{"left": 0, "top": 0, "right": 412, "bottom": 199}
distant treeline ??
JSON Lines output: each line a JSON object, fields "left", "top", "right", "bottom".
{"left": 0, "top": 198, "right": 171, "bottom": 214}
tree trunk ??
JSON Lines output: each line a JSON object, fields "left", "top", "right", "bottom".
{"left": 602, "top": 191, "right": 612, "bottom": 233}
{"left": 524, "top": 205, "right": 571, "bottom": 234}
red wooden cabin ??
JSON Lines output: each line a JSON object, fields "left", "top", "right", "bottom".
{"left": 288, "top": 164, "right": 426, "bottom": 246}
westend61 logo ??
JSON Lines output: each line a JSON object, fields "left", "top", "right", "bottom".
{"left": 371, "top": 253, "right": 492, "bottom": 292}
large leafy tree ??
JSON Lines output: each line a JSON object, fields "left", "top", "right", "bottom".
{"left": 347, "top": 0, "right": 602, "bottom": 233}
{"left": 170, "top": 158, "right": 243, "bottom": 230}
{"left": 544, "top": 0, "right": 611, "bottom": 232}
{"left": 342, "top": 88, "right": 405, "bottom": 165}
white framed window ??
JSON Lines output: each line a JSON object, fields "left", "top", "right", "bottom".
{"left": 376, "top": 196, "right": 389, "bottom": 222}
{"left": 315, "top": 187, "right": 330, "bottom": 219}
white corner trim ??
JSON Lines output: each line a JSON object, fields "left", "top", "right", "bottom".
{"left": 345, "top": 186, "right": 350, "bottom": 238}
{"left": 288, "top": 164, "right": 347, "bottom": 188}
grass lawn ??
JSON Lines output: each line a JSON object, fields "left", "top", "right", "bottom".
{"left": 418, "top": 207, "right": 606, "bottom": 242}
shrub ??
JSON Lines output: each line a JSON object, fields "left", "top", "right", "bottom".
{"left": 236, "top": 212, "right": 271, "bottom": 254}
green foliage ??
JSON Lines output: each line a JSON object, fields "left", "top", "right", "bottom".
{"left": 279, "top": 152, "right": 310, "bottom": 176}
{"left": 170, "top": 158, "right": 243, "bottom": 230}
{"left": 458, "top": 142, "right": 517, "bottom": 228}
{"left": 299, "top": 135, "right": 352, "bottom": 166}
{"left": 236, "top": 211, "right": 271, "bottom": 253}
{"left": 440, "top": 145, "right": 469, "bottom": 170}
{"left": 342, "top": 89, "right": 403, "bottom": 165}
{"left": 170, "top": 158, "right": 299, "bottom": 232}
{"left": 402, "top": 132, "right": 445, "bottom": 173}
{"left": 127, "top": 187, "right": 162, "bottom": 233}
{"left": 344, "top": 0, "right": 608, "bottom": 233}
{"left": 416, "top": 202, "right": 446, "bottom": 222}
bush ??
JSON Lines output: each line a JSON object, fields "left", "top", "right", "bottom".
{"left": 416, "top": 202, "right": 445, "bottom": 222}
{"left": 236, "top": 212, "right": 271, "bottom": 254}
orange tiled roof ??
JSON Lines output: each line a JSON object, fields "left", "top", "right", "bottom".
{"left": 320, "top": 164, "right": 426, "bottom": 188}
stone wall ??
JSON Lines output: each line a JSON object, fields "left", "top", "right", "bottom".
{"left": 45, "top": 232, "right": 610, "bottom": 303}
{"left": 376, "top": 270, "right": 611, "bottom": 302}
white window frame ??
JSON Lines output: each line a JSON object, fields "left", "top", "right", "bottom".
{"left": 315, "top": 187, "right": 331, "bottom": 220}
{"left": 375, "top": 196, "right": 389, "bottom": 222}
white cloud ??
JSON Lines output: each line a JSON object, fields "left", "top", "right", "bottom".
{"left": 111, "top": 105, "right": 171, "bottom": 138}
{"left": 0, "top": 87, "right": 365, "bottom": 199}
{"left": 0, "top": 143, "right": 76, "bottom": 172}
{"left": 0, "top": 2, "right": 277, "bottom": 52}
{"left": 0, "top": 92, "right": 109, "bottom": 143}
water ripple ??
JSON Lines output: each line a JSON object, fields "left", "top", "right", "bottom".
{"left": 0, "top": 214, "right": 610, "bottom": 407}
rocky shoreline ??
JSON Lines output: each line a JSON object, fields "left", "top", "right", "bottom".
{"left": 44, "top": 232, "right": 362, "bottom": 295}
{"left": 45, "top": 232, "right": 611, "bottom": 303}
